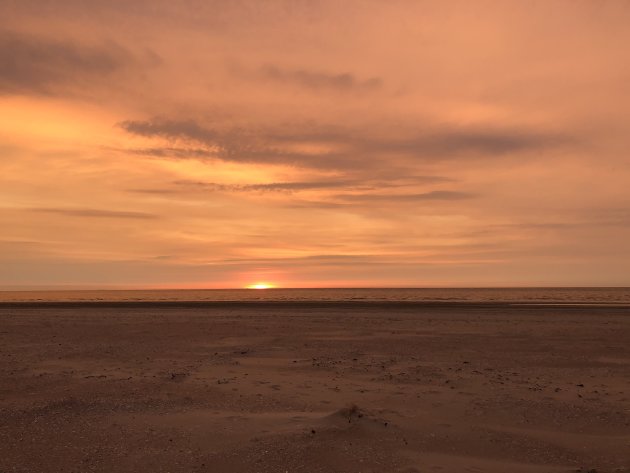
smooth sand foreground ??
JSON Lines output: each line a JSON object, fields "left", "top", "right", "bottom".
{"left": 1, "top": 303, "right": 629, "bottom": 472}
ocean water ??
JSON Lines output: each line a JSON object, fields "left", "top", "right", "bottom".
{"left": 1, "top": 288, "right": 629, "bottom": 305}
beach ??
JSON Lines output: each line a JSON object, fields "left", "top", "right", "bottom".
{"left": 1, "top": 302, "right": 629, "bottom": 472}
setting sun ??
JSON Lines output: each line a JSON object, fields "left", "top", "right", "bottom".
{"left": 245, "top": 283, "right": 276, "bottom": 290}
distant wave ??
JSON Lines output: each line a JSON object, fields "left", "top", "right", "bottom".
{"left": 1, "top": 288, "right": 629, "bottom": 305}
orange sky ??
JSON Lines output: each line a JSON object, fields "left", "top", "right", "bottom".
{"left": 1, "top": 0, "right": 629, "bottom": 289}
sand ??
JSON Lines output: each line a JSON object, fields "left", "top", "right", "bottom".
{"left": 1, "top": 302, "right": 629, "bottom": 472}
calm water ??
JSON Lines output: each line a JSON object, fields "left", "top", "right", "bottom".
{"left": 1, "top": 288, "right": 629, "bottom": 305}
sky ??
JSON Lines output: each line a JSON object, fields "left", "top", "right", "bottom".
{"left": 1, "top": 0, "right": 629, "bottom": 289}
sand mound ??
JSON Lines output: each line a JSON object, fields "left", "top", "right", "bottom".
{"left": 330, "top": 404, "right": 365, "bottom": 423}
{"left": 326, "top": 404, "right": 391, "bottom": 429}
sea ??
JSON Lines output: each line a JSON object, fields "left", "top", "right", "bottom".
{"left": 1, "top": 287, "right": 629, "bottom": 305}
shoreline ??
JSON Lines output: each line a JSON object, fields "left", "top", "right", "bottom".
{"left": 1, "top": 300, "right": 630, "bottom": 311}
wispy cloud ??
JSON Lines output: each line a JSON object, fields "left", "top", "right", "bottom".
{"left": 120, "top": 118, "right": 571, "bottom": 169}
{"left": 0, "top": 29, "right": 158, "bottom": 95}
{"left": 120, "top": 120, "right": 217, "bottom": 144}
{"left": 334, "top": 190, "right": 476, "bottom": 202}
{"left": 124, "top": 175, "right": 456, "bottom": 195}
{"left": 30, "top": 208, "right": 159, "bottom": 219}
{"left": 173, "top": 179, "right": 357, "bottom": 192}
{"left": 130, "top": 147, "right": 218, "bottom": 160}
{"left": 257, "top": 64, "right": 383, "bottom": 92}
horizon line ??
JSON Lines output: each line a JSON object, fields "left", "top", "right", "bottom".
{"left": 2, "top": 285, "right": 629, "bottom": 292}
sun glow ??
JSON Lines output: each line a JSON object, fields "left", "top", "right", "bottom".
{"left": 245, "top": 282, "right": 276, "bottom": 289}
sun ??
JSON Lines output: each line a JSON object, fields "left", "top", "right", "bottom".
{"left": 245, "top": 282, "right": 276, "bottom": 289}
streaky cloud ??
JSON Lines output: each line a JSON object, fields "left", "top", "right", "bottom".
{"left": 173, "top": 179, "right": 360, "bottom": 192}
{"left": 165, "top": 175, "right": 455, "bottom": 193}
{"left": 119, "top": 120, "right": 218, "bottom": 144}
{"left": 30, "top": 208, "right": 158, "bottom": 219}
{"left": 120, "top": 118, "right": 573, "bottom": 169}
{"left": 130, "top": 147, "right": 218, "bottom": 160}
{"left": 334, "top": 190, "right": 476, "bottom": 202}
{"left": 258, "top": 64, "right": 382, "bottom": 92}
{"left": 0, "top": 29, "right": 155, "bottom": 95}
